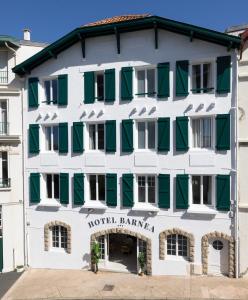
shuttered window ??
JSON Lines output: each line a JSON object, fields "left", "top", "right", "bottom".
{"left": 73, "top": 173, "right": 84, "bottom": 205}
{"left": 157, "top": 118, "right": 170, "bottom": 152}
{"left": 176, "top": 61, "right": 189, "bottom": 97}
{"left": 30, "top": 173, "right": 40, "bottom": 203}
{"left": 106, "top": 120, "right": 116, "bottom": 153}
{"left": 216, "top": 175, "right": 230, "bottom": 211}
{"left": 158, "top": 174, "right": 170, "bottom": 208}
{"left": 73, "top": 122, "right": 84, "bottom": 153}
{"left": 176, "top": 174, "right": 189, "bottom": 209}
{"left": 121, "top": 67, "right": 133, "bottom": 101}
{"left": 106, "top": 173, "right": 117, "bottom": 207}
{"left": 104, "top": 69, "right": 115, "bottom": 102}
{"left": 60, "top": 173, "right": 69, "bottom": 204}
{"left": 58, "top": 74, "right": 68, "bottom": 106}
{"left": 29, "top": 124, "right": 39, "bottom": 154}
{"left": 157, "top": 62, "right": 170, "bottom": 98}
{"left": 122, "top": 174, "right": 133, "bottom": 207}
{"left": 216, "top": 114, "right": 230, "bottom": 151}
{"left": 122, "top": 119, "right": 133, "bottom": 153}
{"left": 59, "top": 123, "right": 68, "bottom": 154}
{"left": 176, "top": 117, "right": 188, "bottom": 151}
{"left": 216, "top": 56, "right": 231, "bottom": 94}
{"left": 84, "top": 71, "right": 95, "bottom": 104}
{"left": 28, "top": 77, "right": 39, "bottom": 108}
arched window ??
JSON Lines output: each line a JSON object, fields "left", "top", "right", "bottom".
{"left": 167, "top": 234, "right": 188, "bottom": 257}
{"left": 51, "top": 225, "right": 68, "bottom": 249}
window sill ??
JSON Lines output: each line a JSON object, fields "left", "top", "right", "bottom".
{"left": 84, "top": 202, "right": 107, "bottom": 210}
{"left": 50, "top": 248, "right": 67, "bottom": 253}
{"left": 166, "top": 255, "right": 189, "bottom": 262}
{"left": 0, "top": 187, "right": 11, "bottom": 191}
{"left": 132, "top": 204, "right": 159, "bottom": 212}
{"left": 187, "top": 206, "right": 216, "bottom": 215}
{"left": 189, "top": 148, "right": 214, "bottom": 152}
{"left": 38, "top": 201, "right": 61, "bottom": 208}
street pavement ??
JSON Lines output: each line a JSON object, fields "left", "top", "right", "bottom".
{"left": 0, "top": 271, "right": 22, "bottom": 299}
{"left": 3, "top": 268, "right": 248, "bottom": 300}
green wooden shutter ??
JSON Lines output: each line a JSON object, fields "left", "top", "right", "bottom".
{"left": 157, "top": 62, "right": 170, "bottom": 98}
{"left": 216, "top": 56, "right": 231, "bottom": 94}
{"left": 73, "top": 122, "right": 84, "bottom": 153}
{"left": 28, "top": 77, "right": 39, "bottom": 108}
{"left": 176, "top": 116, "right": 189, "bottom": 151}
{"left": 122, "top": 174, "right": 133, "bottom": 207}
{"left": 29, "top": 124, "right": 39, "bottom": 154}
{"left": 157, "top": 118, "right": 170, "bottom": 152}
{"left": 216, "top": 175, "right": 230, "bottom": 211}
{"left": 122, "top": 119, "right": 133, "bottom": 153}
{"left": 60, "top": 173, "right": 69, "bottom": 204}
{"left": 105, "top": 69, "right": 115, "bottom": 102}
{"left": 176, "top": 174, "right": 189, "bottom": 209}
{"left": 106, "top": 173, "right": 117, "bottom": 207}
{"left": 158, "top": 174, "right": 170, "bottom": 208}
{"left": 176, "top": 60, "right": 189, "bottom": 97}
{"left": 0, "top": 238, "right": 3, "bottom": 272}
{"left": 106, "top": 120, "right": 116, "bottom": 153}
{"left": 58, "top": 74, "right": 68, "bottom": 106}
{"left": 73, "top": 173, "right": 84, "bottom": 205}
{"left": 121, "top": 67, "right": 133, "bottom": 101}
{"left": 216, "top": 114, "right": 230, "bottom": 151}
{"left": 30, "top": 173, "right": 40, "bottom": 203}
{"left": 84, "top": 71, "right": 95, "bottom": 104}
{"left": 59, "top": 122, "right": 68, "bottom": 153}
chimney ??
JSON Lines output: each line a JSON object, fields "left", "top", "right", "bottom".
{"left": 23, "top": 29, "right": 31, "bottom": 41}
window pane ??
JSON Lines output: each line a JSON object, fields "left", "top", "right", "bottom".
{"left": 192, "top": 176, "right": 201, "bottom": 204}
{"left": 97, "top": 74, "right": 104, "bottom": 101}
{"left": 46, "top": 174, "right": 52, "bottom": 198}
{"left": 178, "top": 235, "right": 188, "bottom": 257}
{"left": 167, "top": 234, "right": 176, "bottom": 255}
{"left": 53, "top": 126, "right": 59, "bottom": 151}
{"left": 192, "top": 119, "right": 201, "bottom": 148}
{"left": 98, "top": 236, "right": 105, "bottom": 259}
{"left": 147, "top": 69, "right": 155, "bottom": 96}
{"left": 137, "top": 70, "right": 145, "bottom": 96}
{"left": 203, "top": 176, "right": 212, "bottom": 205}
{"left": 192, "top": 65, "right": 201, "bottom": 93}
{"left": 98, "top": 124, "right": 105, "bottom": 150}
{"left": 138, "top": 122, "right": 146, "bottom": 149}
{"left": 52, "top": 225, "right": 60, "bottom": 248}
{"left": 138, "top": 176, "right": 146, "bottom": 202}
{"left": 60, "top": 226, "right": 67, "bottom": 249}
{"left": 202, "top": 118, "right": 211, "bottom": 148}
{"left": 54, "top": 174, "right": 59, "bottom": 199}
{"left": 52, "top": 79, "right": 58, "bottom": 103}
{"left": 89, "top": 125, "right": 96, "bottom": 150}
{"left": 44, "top": 81, "right": 51, "bottom": 103}
{"left": 45, "top": 127, "right": 52, "bottom": 151}
{"left": 148, "top": 122, "right": 155, "bottom": 149}
{"left": 2, "top": 152, "right": 8, "bottom": 185}
{"left": 203, "top": 63, "right": 211, "bottom": 92}
{"left": 148, "top": 176, "right": 155, "bottom": 203}
{"left": 98, "top": 175, "right": 105, "bottom": 201}
{"left": 89, "top": 175, "right": 96, "bottom": 200}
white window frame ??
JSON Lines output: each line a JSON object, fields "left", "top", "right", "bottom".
{"left": 0, "top": 50, "right": 8, "bottom": 85}
{"left": 87, "top": 123, "right": 105, "bottom": 152}
{"left": 42, "top": 77, "right": 58, "bottom": 105}
{"left": 135, "top": 120, "right": 156, "bottom": 151}
{"left": 88, "top": 174, "right": 106, "bottom": 202}
{"left": 50, "top": 225, "right": 68, "bottom": 250}
{"left": 190, "top": 116, "right": 214, "bottom": 150}
{"left": 0, "top": 99, "right": 8, "bottom": 135}
{"left": 45, "top": 173, "right": 60, "bottom": 201}
{"left": 95, "top": 71, "right": 105, "bottom": 102}
{"left": 136, "top": 175, "right": 157, "bottom": 205}
{"left": 190, "top": 61, "right": 214, "bottom": 94}
{"left": 43, "top": 124, "right": 59, "bottom": 152}
{"left": 97, "top": 236, "right": 105, "bottom": 260}
{"left": 135, "top": 66, "right": 156, "bottom": 98}
{"left": 166, "top": 234, "right": 188, "bottom": 259}
{"left": 190, "top": 175, "right": 214, "bottom": 207}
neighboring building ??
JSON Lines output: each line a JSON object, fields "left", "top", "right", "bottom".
{"left": 226, "top": 24, "right": 248, "bottom": 277}
{"left": 0, "top": 32, "right": 46, "bottom": 272}
{"left": 13, "top": 15, "right": 241, "bottom": 276}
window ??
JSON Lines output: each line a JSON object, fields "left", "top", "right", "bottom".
{"left": 44, "top": 79, "right": 58, "bottom": 104}
{"left": 0, "top": 101, "right": 7, "bottom": 135}
{"left": 192, "top": 175, "right": 212, "bottom": 205}
{"left": 46, "top": 174, "right": 59, "bottom": 200}
{"left": 89, "top": 124, "right": 105, "bottom": 150}
{"left": 137, "top": 175, "right": 156, "bottom": 204}
{"left": 136, "top": 68, "right": 155, "bottom": 97}
{"left": 137, "top": 121, "right": 156, "bottom": 150}
{"left": 0, "top": 152, "right": 9, "bottom": 188}
{"left": 97, "top": 236, "right": 105, "bottom": 259}
{"left": 167, "top": 234, "right": 188, "bottom": 257}
{"left": 192, "top": 63, "right": 212, "bottom": 93}
{"left": 51, "top": 225, "right": 68, "bottom": 249}
{"left": 138, "top": 239, "right": 147, "bottom": 257}
{"left": 45, "top": 125, "right": 59, "bottom": 151}
{"left": 89, "top": 174, "right": 105, "bottom": 201}
{"left": 95, "top": 72, "right": 104, "bottom": 101}
{"left": 0, "top": 51, "right": 8, "bottom": 84}
{"left": 192, "top": 117, "right": 212, "bottom": 149}
{"left": 0, "top": 205, "right": 2, "bottom": 237}
{"left": 212, "top": 240, "right": 224, "bottom": 250}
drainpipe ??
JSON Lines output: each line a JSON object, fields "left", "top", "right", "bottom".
{"left": 4, "top": 42, "right": 16, "bottom": 66}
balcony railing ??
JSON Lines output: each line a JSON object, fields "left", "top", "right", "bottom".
{"left": 0, "top": 122, "right": 9, "bottom": 135}
{"left": 0, "top": 71, "right": 8, "bottom": 84}
{"left": 0, "top": 178, "right": 11, "bottom": 188}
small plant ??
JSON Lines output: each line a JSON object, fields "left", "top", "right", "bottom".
{"left": 16, "top": 265, "right": 24, "bottom": 273}
{"left": 138, "top": 252, "right": 146, "bottom": 276}
{"left": 91, "top": 241, "right": 101, "bottom": 274}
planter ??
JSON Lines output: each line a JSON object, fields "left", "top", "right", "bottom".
{"left": 16, "top": 266, "right": 24, "bottom": 273}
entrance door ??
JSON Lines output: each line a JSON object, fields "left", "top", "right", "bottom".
{"left": 208, "top": 238, "right": 229, "bottom": 276}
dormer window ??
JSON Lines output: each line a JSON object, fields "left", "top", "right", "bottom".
{"left": 191, "top": 63, "right": 213, "bottom": 93}
{"left": 44, "top": 78, "right": 58, "bottom": 104}
{"left": 136, "top": 68, "right": 156, "bottom": 97}
{"left": 0, "top": 51, "right": 8, "bottom": 84}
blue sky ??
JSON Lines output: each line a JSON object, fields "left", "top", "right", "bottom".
{"left": 1, "top": 0, "right": 248, "bottom": 43}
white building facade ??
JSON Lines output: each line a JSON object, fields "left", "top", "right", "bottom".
{"left": 13, "top": 15, "right": 241, "bottom": 277}
{"left": 0, "top": 33, "right": 46, "bottom": 272}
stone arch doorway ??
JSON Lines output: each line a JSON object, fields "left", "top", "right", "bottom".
{"left": 91, "top": 228, "right": 152, "bottom": 274}
{"left": 202, "top": 232, "right": 235, "bottom": 277}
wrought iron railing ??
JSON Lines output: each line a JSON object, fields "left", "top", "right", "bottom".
{"left": 0, "top": 178, "right": 11, "bottom": 188}
{"left": 0, "top": 71, "right": 8, "bottom": 84}
{"left": 0, "top": 122, "right": 8, "bottom": 135}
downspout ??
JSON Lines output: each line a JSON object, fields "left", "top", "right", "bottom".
{"left": 4, "top": 42, "right": 16, "bottom": 66}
